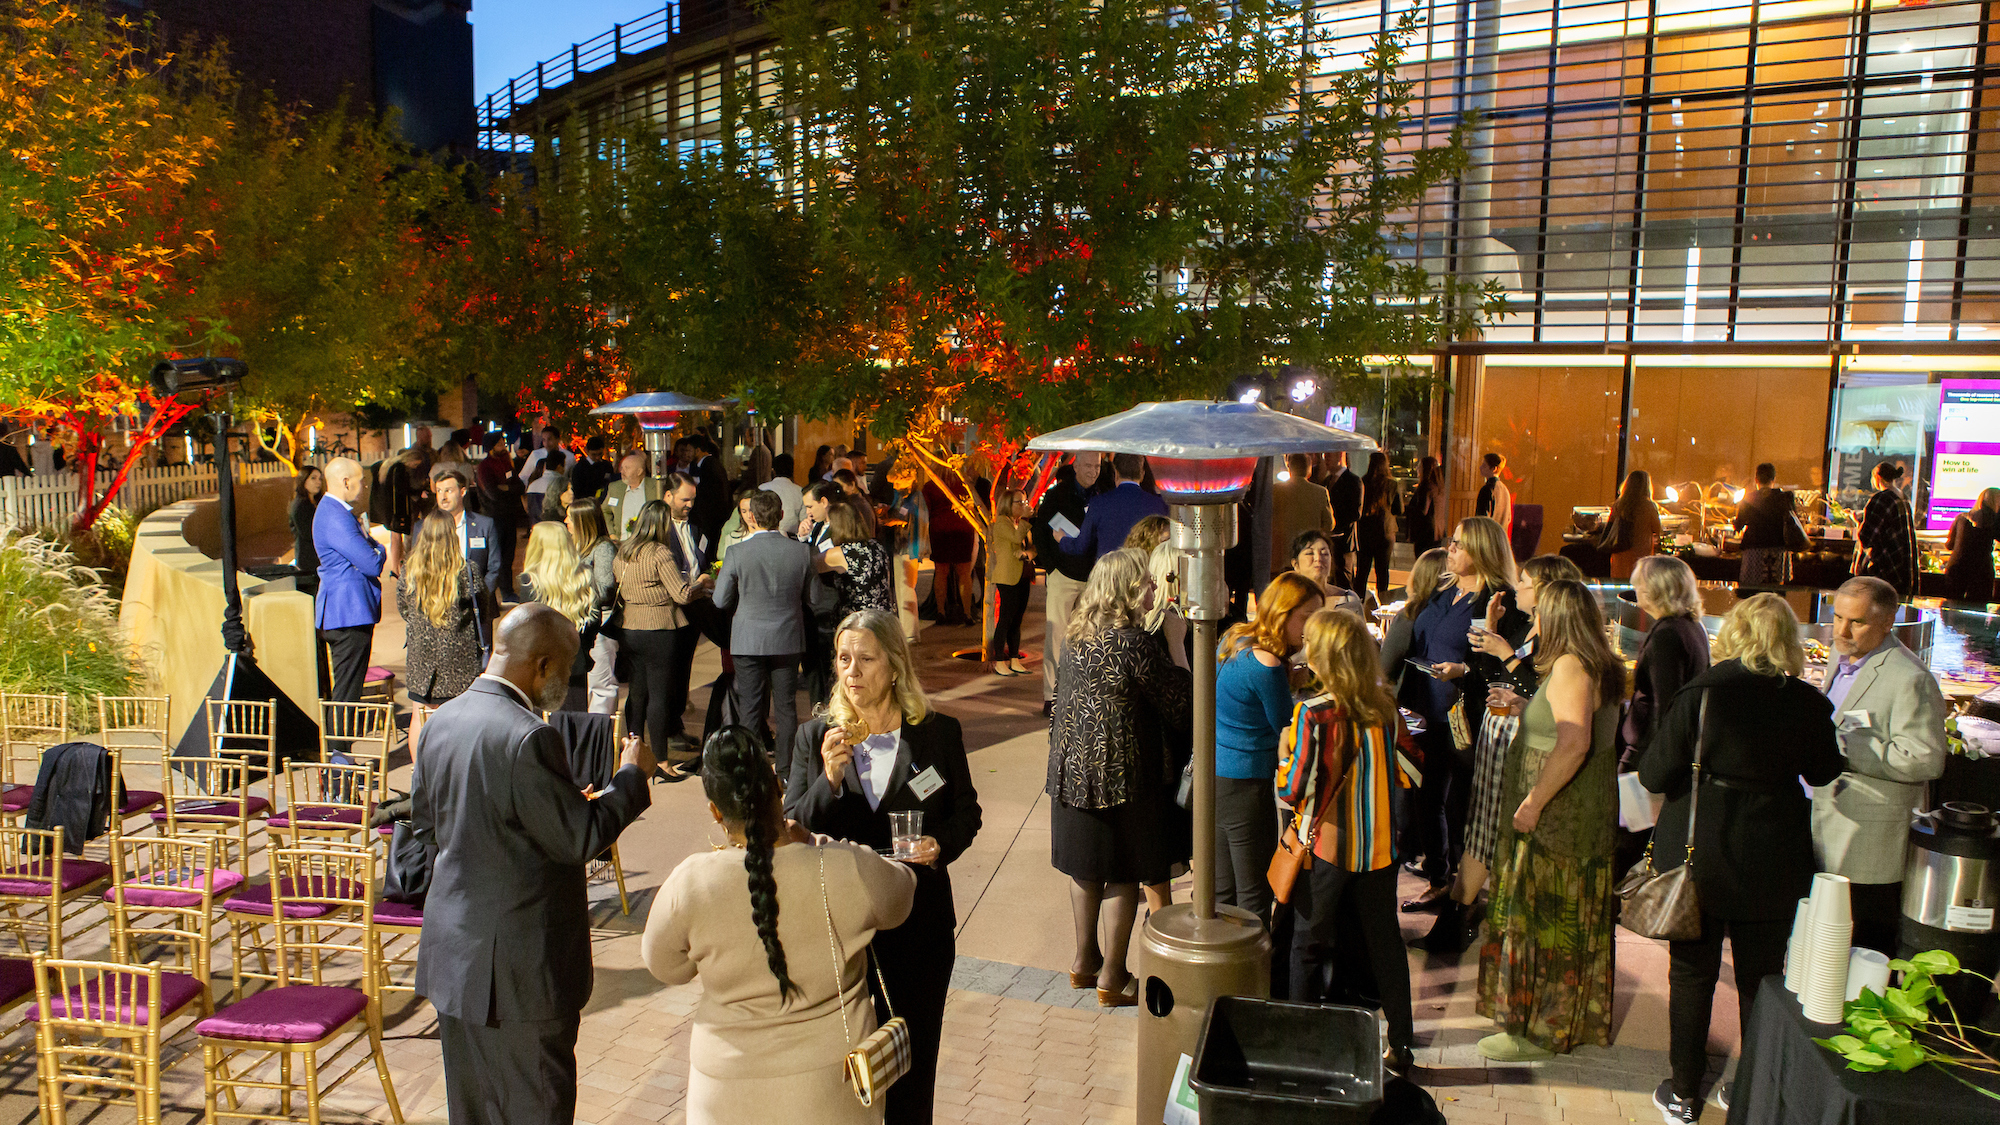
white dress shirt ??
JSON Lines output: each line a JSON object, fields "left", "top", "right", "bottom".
{"left": 852, "top": 731, "right": 901, "bottom": 810}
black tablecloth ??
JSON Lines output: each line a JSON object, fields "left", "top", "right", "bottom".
{"left": 1728, "top": 977, "right": 1999, "bottom": 1125}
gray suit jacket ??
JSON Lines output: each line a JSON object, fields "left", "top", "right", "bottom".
{"left": 411, "top": 677, "right": 650, "bottom": 1021}
{"left": 711, "top": 530, "right": 831, "bottom": 656}
{"left": 1812, "top": 636, "right": 1949, "bottom": 884}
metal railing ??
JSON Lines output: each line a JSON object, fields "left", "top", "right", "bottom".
{"left": 0, "top": 455, "right": 327, "bottom": 530}
{"left": 478, "top": 5, "right": 680, "bottom": 154}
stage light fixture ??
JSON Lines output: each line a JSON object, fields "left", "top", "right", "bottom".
{"left": 149, "top": 357, "right": 247, "bottom": 398}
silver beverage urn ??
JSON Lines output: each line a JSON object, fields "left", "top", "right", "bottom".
{"left": 1901, "top": 802, "right": 2000, "bottom": 1020}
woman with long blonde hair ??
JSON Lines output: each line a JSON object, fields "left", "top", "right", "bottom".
{"left": 1475, "top": 578, "right": 1624, "bottom": 1061}
{"left": 1213, "top": 571, "right": 1325, "bottom": 925}
{"left": 1282, "top": 609, "right": 1416, "bottom": 1075}
{"left": 785, "top": 608, "right": 983, "bottom": 1124}
{"left": 517, "top": 521, "right": 595, "bottom": 710}
{"left": 1397, "top": 516, "right": 1530, "bottom": 936}
{"left": 1046, "top": 549, "right": 1192, "bottom": 1005}
{"left": 396, "top": 513, "right": 486, "bottom": 752}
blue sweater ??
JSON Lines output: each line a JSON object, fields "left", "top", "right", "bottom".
{"left": 1215, "top": 650, "right": 1295, "bottom": 780}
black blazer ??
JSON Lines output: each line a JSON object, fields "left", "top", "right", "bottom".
{"left": 1733, "top": 487, "right": 1795, "bottom": 550}
{"left": 1620, "top": 613, "right": 1710, "bottom": 765}
{"left": 1328, "top": 470, "right": 1363, "bottom": 547}
{"left": 411, "top": 678, "right": 650, "bottom": 1021}
{"left": 692, "top": 456, "right": 731, "bottom": 545}
{"left": 786, "top": 712, "right": 983, "bottom": 934}
{"left": 1636, "top": 660, "right": 1844, "bottom": 921}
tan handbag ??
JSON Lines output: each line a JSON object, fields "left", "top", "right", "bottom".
{"left": 1268, "top": 721, "right": 1325, "bottom": 905}
{"left": 819, "top": 847, "right": 912, "bottom": 1107}
{"left": 1615, "top": 690, "right": 1708, "bottom": 941}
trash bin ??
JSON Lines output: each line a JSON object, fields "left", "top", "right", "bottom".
{"left": 1190, "top": 996, "right": 1383, "bottom": 1124}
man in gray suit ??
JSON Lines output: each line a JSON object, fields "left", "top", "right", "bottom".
{"left": 412, "top": 604, "right": 654, "bottom": 1124}
{"left": 1814, "top": 576, "right": 1949, "bottom": 953}
{"left": 713, "top": 489, "right": 833, "bottom": 779}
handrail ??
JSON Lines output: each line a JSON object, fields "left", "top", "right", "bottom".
{"left": 478, "top": 5, "right": 680, "bottom": 154}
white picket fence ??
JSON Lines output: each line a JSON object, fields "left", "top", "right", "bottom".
{"left": 0, "top": 454, "right": 328, "bottom": 529}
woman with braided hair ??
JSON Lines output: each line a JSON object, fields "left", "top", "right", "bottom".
{"left": 643, "top": 726, "right": 916, "bottom": 1123}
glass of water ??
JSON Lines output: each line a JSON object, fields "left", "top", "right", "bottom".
{"left": 890, "top": 810, "right": 924, "bottom": 860}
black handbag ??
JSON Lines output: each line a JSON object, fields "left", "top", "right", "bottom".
{"left": 1615, "top": 690, "right": 1708, "bottom": 941}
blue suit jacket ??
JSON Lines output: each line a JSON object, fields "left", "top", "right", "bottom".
{"left": 1059, "top": 481, "right": 1169, "bottom": 562}
{"left": 459, "top": 510, "right": 504, "bottom": 597}
{"left": 314, "top": 496, "right": 386, "bottom": 630}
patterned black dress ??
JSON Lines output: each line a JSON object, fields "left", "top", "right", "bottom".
{"left": 833, "top": 537, "right": 896, "bottom": 618}
{"left": 1853, "top": 487, "right": 1918, "bottom": 598}
{"left": 1047, "top": 626, "right": 1193, "bottom": 884}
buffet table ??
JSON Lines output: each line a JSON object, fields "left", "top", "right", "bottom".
{"left": 1727, "top": 978, "right": 1999, "bottom": 1125}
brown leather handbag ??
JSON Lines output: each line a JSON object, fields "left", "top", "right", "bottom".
{"left": 1615, "top": 690, "right": 1708, "bottom": 941}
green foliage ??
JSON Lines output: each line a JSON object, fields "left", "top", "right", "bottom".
{"left": 1814, "top": 949, "right": 2000, "bottom": 1099}
{"left": 0, "top": 529, "right": 135, "bottom": 720}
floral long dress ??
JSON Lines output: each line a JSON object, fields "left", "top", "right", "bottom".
{"left": 1475, "top": 680, "right": 1620, "bottom": 1054}
{"left": 1854, "top": 486, "right": 1918, "bottom": 598}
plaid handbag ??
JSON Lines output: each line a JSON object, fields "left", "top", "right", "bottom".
{"left": 819, "top": 846, "right": 912, "bottom": 1107}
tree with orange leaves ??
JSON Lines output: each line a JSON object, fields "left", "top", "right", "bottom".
{"left": 0, "top": 0, "right": 232, "bottom": 528}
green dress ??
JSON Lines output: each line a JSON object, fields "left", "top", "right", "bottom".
{"left": 1475, "top": 677, "right": 1619, "bottom": 1054}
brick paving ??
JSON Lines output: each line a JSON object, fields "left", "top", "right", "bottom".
{"left": 2, "top": 582, "right": 1740, "bottom": 1123}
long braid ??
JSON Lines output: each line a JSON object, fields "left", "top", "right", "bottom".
{"left": 702, "top": 726, "right": 798, "bottom": 1002}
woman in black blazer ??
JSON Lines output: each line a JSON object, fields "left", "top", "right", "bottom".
{"left": 787, "top": 608, "right": 983, "bottom": 1125}
{"left": 1636, "top": 593, "right": 1843, "bottom": 1120}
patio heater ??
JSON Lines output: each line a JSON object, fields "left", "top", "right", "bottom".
{"left": 590, "top": 391, "right": 733, "bottom": 478}
{"left": 1028, "top": 400, "right": 1376, "bottom": 1125}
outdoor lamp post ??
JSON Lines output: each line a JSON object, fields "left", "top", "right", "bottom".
{"left": 590, "top": 391, "right": 733, "bottom": 479}
{"left": 1028, "top": 399, "right": 1376, "bottom": 1124}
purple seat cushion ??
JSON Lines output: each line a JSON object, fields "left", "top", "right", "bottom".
{"left": 266, "top": 807, "right": 365, "bottom": 831}
{"left": 1, "top": 785, "right": 31, "bottom": 812}
{"left": 120, "top": 789, "right": 163, "bottom": 816}
{"left": 0, "top": 858, "right": 112, "bottom": 897}
{"left": 0, "top": 957, "right": 32, "bottom": 1007}
{"left": 149, "top": 796, "right": 271, "bottom": 822}
{"left": 28, "top": 970, "right": 205, "bottom": 1024}
{"left": 105, "top": 868, "right": 246, "bottom": 908}
{"left": 373, "top": 900, "right": 422, "bottom": 926}
{"left": 222, "top": 880, "right": 350, "bottom": 919}
{"left": 196, "top": 985, "right": 367, "bottom": 1043}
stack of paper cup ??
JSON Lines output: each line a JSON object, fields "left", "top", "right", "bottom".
{"left": 1846, "top": 947, "right": 1891, "bottom": 1002}
{"left": 1784, "top": 898, "right": 1813, "bottom": 993}
{"left": 1801, "top": 872, "right": 1853, "bottom": 1023}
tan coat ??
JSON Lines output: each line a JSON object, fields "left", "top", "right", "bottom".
{"left": 642, "top": 839, "right": 917, "bottom": 1124}
{"left": 613, "top": 541, "right": 696, "bottom": 631}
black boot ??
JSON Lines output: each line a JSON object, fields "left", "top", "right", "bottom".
{"left": 1413, "top": 899, "right": 1469, "bottom": 953}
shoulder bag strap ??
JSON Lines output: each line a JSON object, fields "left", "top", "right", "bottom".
{"left": 1682, "top": 689, "right": 1710, "bottom": 866}
{"left": 819, "top": 846, "right": 855, "bottom": 1048}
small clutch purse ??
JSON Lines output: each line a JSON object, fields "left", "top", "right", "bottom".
{"left": 820, "top": 847, "right": 912, "bottom": 1107}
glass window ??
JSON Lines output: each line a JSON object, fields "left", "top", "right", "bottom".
{"left": 1475, "top": 362, "right": 1625, "bottom": 527}
{"left": 1628, "top": 363, "right": 1832, "bottom": 497}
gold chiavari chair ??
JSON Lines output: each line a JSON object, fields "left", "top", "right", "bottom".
{"left": 268, "top": 762, "right": 376, "bottom": 847}
{"left": 197, "top": 846, "right": 403, "bottom": 1124}
{"left": 203, "top": 699, "right": 279, "bottom": 817}
{"left": 96, "top": 696, "right": 171, "bottom": 834}
{"left": 320, "top": 701, "right": 394, "bottom": 803}
{"left": 0, "top": 956, "right": 33, "bottom": 1063}
{"left": 31, "top": 955, "right": 209, "bottom": 1125}
{"left": 103, "top": 834, "right": 236, "bottom": 987}
{"left": 155, "top": 756, "right": 265, "bottom": 880}
{"left": 0, "top": 693, "right": 67, "bottom": 821}
{"left": 0, "top": 826, "right": 111, "bottom": 959}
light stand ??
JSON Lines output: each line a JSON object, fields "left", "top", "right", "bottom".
{"left": 210, "top": 406, "right": 248, "bottom": 655}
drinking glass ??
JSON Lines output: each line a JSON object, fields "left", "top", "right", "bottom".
{"left": 890, "top": 810, "right": 924, "bottom": 860}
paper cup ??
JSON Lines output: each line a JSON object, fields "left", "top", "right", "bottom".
{"left": 1809, "top": 872, "right": 1853, "bottom": 929}
{"left": 1846, "top": 947, "right": 1891, "bottom": 1002}
{"left": 1801, "top": 932, "right": 1852, "bottom": 1023}
{"left": 1785, "top": 898, "right": 1813, "bottom": 993}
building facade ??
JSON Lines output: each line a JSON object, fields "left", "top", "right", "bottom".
{"left": 481, "top": 0, "right": 2000, "bottom": 530}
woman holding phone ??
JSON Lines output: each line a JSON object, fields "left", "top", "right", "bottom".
{"left": 786, "top": 609, "right": 983, "bottom": 1125}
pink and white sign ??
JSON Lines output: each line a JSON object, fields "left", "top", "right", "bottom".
{"left": 1928, "top": 379, "right": 2000, "bottom": 531}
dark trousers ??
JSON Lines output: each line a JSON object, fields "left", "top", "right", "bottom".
{"left": 803, "top": 619, "right": 837, "bottom": 707}
{"left": 1213, "top": 777, "right": 1278, "bottom": 926}
{"left": 623, "top": 625, "right": 696, "bottom": 752}
{"left": 1355, "top": 535, "right": 1392, "bottom": 600}
{"left": 1850, "top": 881, "right": 1903, "bottom": 956}
{"left": 438, "top": 1009, "right": 580, "bottom": 1125}
{"left": 1288, "top": 861, "right": 1414, "bottom": 1052}
{"left": 990, "top": 575, "right": 1031, "bottom": 660}
{"left": 1414, "top": 735, "right": 1472, "bottom": 886}
{"left": 318, "top": 625, "right": 375, "bottom": 704}
{"left": 1330, "top": 531, "right": 1359, "bottom": 591}
{"left": 493, "top": 517, "right": 519, "bottom": 598}
{"left": 733, "top": 652, "right": 800, "bottom": 779}
{"left": 873, "top": 909, "right": 954, "bottom": 1125}
{"left": 1667, "top": 912, "right": 1790, "bottom": 1099}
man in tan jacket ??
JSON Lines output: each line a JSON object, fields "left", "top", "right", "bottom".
{"left": 1814, "top": 576, "right": 1949, "bottom": 953}
{"left": 602, "top": 452, "right": 663, "bottom": 539}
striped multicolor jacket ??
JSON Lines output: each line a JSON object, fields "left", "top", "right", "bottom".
{"left": 1275, "top": 693, "right": 1414, "bottom": 872}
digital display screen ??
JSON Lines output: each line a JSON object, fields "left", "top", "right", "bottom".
{"left": 1928, "top": 379, "right": 2000, "bottom": 530}
{"left": 1324, "top": 406, "right": 1358, "bottom": 431}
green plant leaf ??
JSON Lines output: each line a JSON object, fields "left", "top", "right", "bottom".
{"left": 1908, "top": 949, "right": 1961, "bottom": 976}
{"left": 1885, "top": 989, "right": 1932, "bottom": 1024}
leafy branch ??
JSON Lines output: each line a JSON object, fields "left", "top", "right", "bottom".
{"left": 1814, "top": 949, "right": 2000, "bottom": 1100}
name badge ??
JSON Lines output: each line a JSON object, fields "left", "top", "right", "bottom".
{"left": 908, "top": 765, "right": 944, "bottom": 800}
{"left": 469, "top": 537, "right": 486, "bottom": 549}
{"left": 1838, "top": 710, "right": 1872, "bottom": 732}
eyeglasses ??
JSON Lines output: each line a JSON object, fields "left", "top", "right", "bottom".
{"left": 1443, "top": 538, "right": 1460, "bottom": 548}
